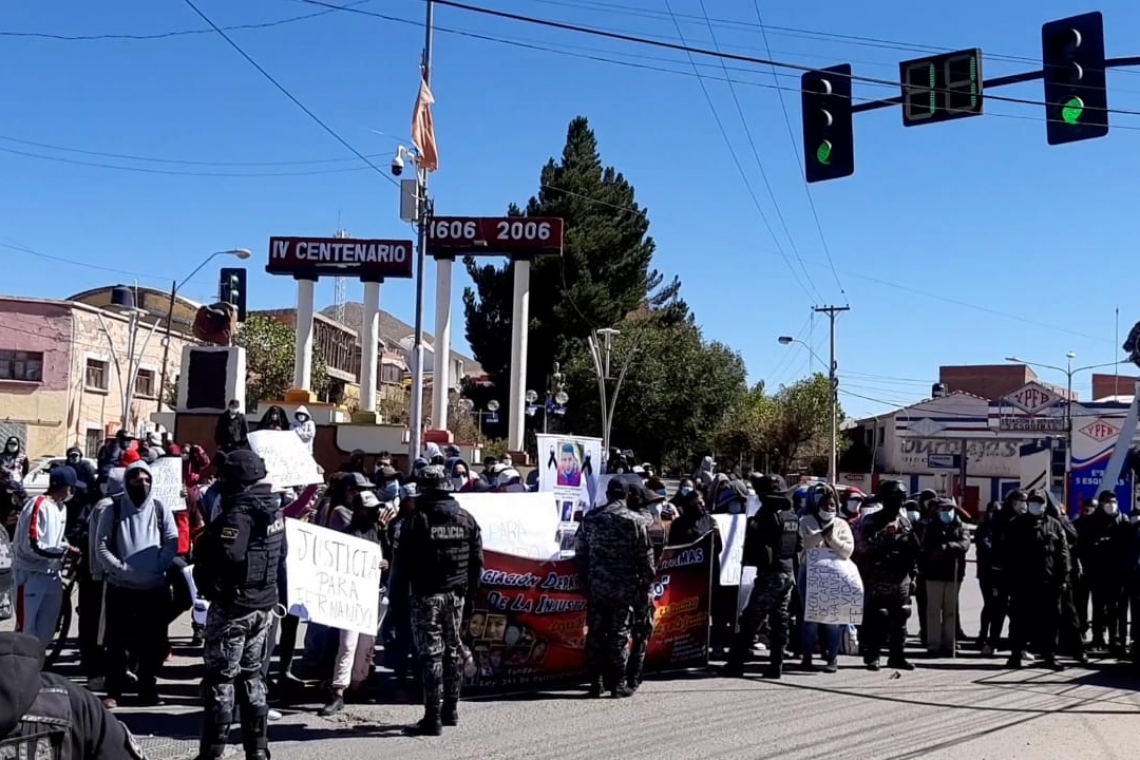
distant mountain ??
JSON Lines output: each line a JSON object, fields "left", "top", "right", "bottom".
{"left": 318, "top": 301, "right": 483, "bottom": 375}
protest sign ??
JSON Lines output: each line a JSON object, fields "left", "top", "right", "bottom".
{"left": 802, "top": 548, "right": 865, "bottom": 625}
{"left": 284, "top": 518, "right": 384, "bottom": 636}
{"left": 454, "top": 491, "right": 562, "bottom": 559}
{"left": 464, "top": 531, "right": 714, "bottom": 693}
{"left": 248, "top": 430, "right": 323, "bottom": 491}
{"left": 149, "top": 456, "right": 187, "bottom": 512}
{"left": 535, "top": 434, "right": 602, "bottom": 521}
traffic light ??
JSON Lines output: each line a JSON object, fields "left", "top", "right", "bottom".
{"left": 218, "top": 267, "right": 247, "bottom": 322}
{"left": 801, "top": 64, "right": 854, "bottom": 183}
{"left": 1042, "top": 12, "right": 1108, "bottom": 145}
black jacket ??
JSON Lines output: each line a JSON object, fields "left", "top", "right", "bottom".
{"left": 394, "top": 494, "right": 483, "bottom": 600}
{"left": 920, "top": 518, "right": 970, "bottom": 582}
{"left": 741, "top": 506, "right": 801, "bottom": 575}
{"left": 0, "top": 632, "right": 144, "bottom": 760}
{"left": 214, "top": 412, "right": 249, "bottom": 453}
{"left": 1005, "top": 513, "right": 1071, "bottom": 590}
{"left": 193, "top": 488, "right": 285, "bottom": 612}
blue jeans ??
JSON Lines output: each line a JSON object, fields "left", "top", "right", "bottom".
{"left": 798, "top": 567, "right": 840, "bottom": 661}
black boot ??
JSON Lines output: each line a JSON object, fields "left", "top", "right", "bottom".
{"left": 405, "top": 707, "right": 443, "bottom": 736}
{"left": 441, "top": 700, "right": 459, "bottom": 727}
{"left": 586, "top": 667, "right": 604, "bottom": 698}
{"left": 625, "top": 658, "right": 645, "bottom": 692}
{"left": 239, "top": 711, "right": 269, "bottom": 760}
{"left": 196, "top": 694, "right": 231, "bottom": 760}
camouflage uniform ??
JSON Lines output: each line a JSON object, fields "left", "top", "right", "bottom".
{"left": 625, "top": 501, "right": 663, "bottom": 691}
{"left": 410, "top": 592, "right": 465, "bottom": 709}
{"left": 201, "top": 607, "right": 273, "bottom": 739}
{"left": 575, "top": 496, "right": 654, "bottom": 697}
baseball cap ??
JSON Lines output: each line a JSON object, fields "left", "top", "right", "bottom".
{"left": 49, "top": 465, "right": 86, "bottom": 491}
{"left": 357, "top": 491, "right": 382, "bottom": 510}
{"left": 606, "top": 478, "right": 629, "bottom": 499}
{"left": 343, "top": 472, "right": 374, "bottom": 490}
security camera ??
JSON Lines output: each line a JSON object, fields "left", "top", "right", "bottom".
{"left": 391, "top": 151, "right": 404, "bottom": 177}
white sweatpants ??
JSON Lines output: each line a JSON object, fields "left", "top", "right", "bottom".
{"left": 17, "top": 573, "right": 63, "bottom": 646}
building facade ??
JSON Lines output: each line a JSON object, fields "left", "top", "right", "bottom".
{"left": 0, "top": 293, "right": 196, "bottom": 459}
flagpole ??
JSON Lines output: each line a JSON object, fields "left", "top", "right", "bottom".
{"left": 408, "top": 0, "right": 435, "bottom": 468}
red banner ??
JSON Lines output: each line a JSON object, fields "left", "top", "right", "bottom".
{"left": 464, "top": 532, "right": 714, "bottom": 692}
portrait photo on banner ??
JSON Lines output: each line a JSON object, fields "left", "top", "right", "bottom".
{"left": 535, "top": 434, "right": 602, "bottom": 520}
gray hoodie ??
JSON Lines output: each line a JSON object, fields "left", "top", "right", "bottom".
{"left": 94, "top": 461, "right": 179, "bottom": 590}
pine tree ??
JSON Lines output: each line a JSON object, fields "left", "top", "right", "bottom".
{"left": 462, "top": 116, "right": 687, "bottom": 399}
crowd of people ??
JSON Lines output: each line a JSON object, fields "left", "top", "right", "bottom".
{"left": 4, "top": 418, "right": 1140, "bottom": 758}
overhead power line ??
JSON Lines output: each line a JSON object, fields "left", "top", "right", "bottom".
{"left": 297, "top": 0, "right": 1140, "bottom": 119}
{"left": 179, "top": 0, "right": 398, "bottom": 187}
{"left": 660, "top": 0, "right": 821, "bottom": 303}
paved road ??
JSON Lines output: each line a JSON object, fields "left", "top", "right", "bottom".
{"left": 8, "top": 560, "right": 1140, "bottom": 760}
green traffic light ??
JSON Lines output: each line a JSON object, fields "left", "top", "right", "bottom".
{"left": 816, "top": 140, "right": 833, "bottom": 166}
{"left": 1061, "top": 96, "right": 1084, "bottom": 125}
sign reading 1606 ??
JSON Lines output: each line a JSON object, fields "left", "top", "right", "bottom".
{"left": 427, "top": 216, "right": 565, "bottom": 256}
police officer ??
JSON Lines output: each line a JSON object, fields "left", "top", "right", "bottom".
{"left": 0, "top": 631, "right": 148, "bottom": 760}
{"left": 1005, "top": 491, "right": 1070, "bottom": 671}
{"left": 861, "top": 479, "right": 921, "bottom": 671}
{"left": 723, "top": 493, "right": 801, "bottom": 679}
{"left": 575, "top": 478, "right": 654, "bottom": 699}
{"left": 394, "top": 464, "right": 483, "bottom": 736}
{"left": 192, "top": 450, "right": 285, "bottom": 760}
{"left": 624, "top": 483, "right": 666, "bottom": 692}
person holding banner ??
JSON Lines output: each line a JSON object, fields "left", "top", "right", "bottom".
{"left": 575, "top": 478, "right": 654, "bottom": 699}
{"left": 393, "top": 465, "right": 483, "bottom": 736}
{"left": 192, "top": 450, "right": 286, "bottom": 760}
{"left": 798, "top": 486, "right": 854, "bottom": 674}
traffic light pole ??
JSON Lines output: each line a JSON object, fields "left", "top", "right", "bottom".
{"left": 849, "top": 56, "right": 1140, "bottom": 115}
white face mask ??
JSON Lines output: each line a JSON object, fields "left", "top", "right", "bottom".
{"left": 1103, "top": 501, "right": 1119, "bottom": 516}
{"left": 1027, "top": 502, "right": 1046, "bottom": 517}
{"left": 818, "top": 510, "right": 835, "bottom": 524}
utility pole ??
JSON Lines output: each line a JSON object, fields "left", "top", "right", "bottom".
{"left": 408, "top": 0, "right": 435, "bottom": 465}
{"left": 814, "top": 305, "right": 850, "bottom": 485}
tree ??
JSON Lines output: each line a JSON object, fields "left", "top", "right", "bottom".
{"left": 715, "top": 373, "right": 846, "bottom": 474}
{"left": 462, "top": 117, "right": 689, "bottom": 430}
{"left": 561, "top": 316, "right": 746, "bottom": 468}
{"left": 234, "top": 314, "right": 329, "bottom": 408}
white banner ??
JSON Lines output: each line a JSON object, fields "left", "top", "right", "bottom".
{"left": 712, "top": 495, "right": 761, "bottom": 586}
{"left": 149, "top": 456, "right": 187, "bottom": 512}
{"left": 535, "top": 434, "right": 602, "bottom": 521}
{"left": 802, "top": 548, "right": 865, "bottom": 625}
{"left": 454, "top": 491, "right": 562, "bottom": 559}
{"left": 249, "top": 430, "right": 323, "bottom": 491}
{"left": 284, "top": 518, "right": 384, "bottom": 636}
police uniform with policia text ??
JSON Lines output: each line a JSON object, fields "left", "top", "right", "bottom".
{"left": 0, "top": 631, "right": 148, "bottom": 760}
{"left": 393, "top": 464, "right": 483, "bottom": 736}
{"left": 192, "top": 450, "right": 285, "bottom": 760}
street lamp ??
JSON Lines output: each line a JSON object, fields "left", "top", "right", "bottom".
{"left": 159, "top": 248, "right": 252, "bottom": 411}
{"left": 587, "top": 328, "right": 637, "bottom": 457}
{"left": 1005, "top": 353, "right": 1122, "bottom": 508}
{"left": 526, "top": 362, "right": 570, "bottom": 435}
{"left": 779, "top": 335, "right": 840, "bottom": 483}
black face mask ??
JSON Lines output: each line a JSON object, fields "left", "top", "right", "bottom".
{"left": 127, "top": 482, "right": 151, "bottom": 505}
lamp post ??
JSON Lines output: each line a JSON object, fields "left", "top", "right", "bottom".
{"left": 458, "top": 398, "right": 499, "bottom": 443}
{"left": 779, "top": 334, "right": 840, "bottom": 483}
{"left": 526, "top": 362, "right": 569, "bottom": 435}
{"left": 158, "top": 248, "right": 251, "bottom": 411}
{"left": 1005, "top": 354, "right": 1121, "bottom": 507}
{"left": 587, "top": 328, "right": 637, "bottom": 457}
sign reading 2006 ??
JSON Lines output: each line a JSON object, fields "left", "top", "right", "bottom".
{"left": 266, "top": 236, "right": 415, "bottom": 280}
{"left": 427, "top": 216, "right": 564, "bottom": 256}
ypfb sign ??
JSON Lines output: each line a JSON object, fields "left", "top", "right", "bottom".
{"left": 267, "top": 236, "right": 415, "bottom": 280}
{"left": 1003, "top": 382, "right": 1061, "bottom": 415}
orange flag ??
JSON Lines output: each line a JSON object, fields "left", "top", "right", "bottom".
{"left": 411, "top": 75, "right": 439, "bottom": 172}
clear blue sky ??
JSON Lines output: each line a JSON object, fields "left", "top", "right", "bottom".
{"left": 3, "top": 0, "right": 1138, "bottom": 419}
